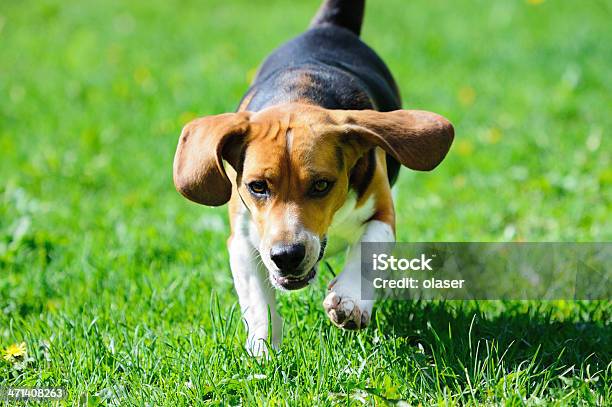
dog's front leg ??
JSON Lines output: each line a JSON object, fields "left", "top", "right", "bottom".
{"left": 228, "top": 234, "right": 282, "bottom": 356}
{"left": 324, "top": 220, "right": 394, "bottom": 329}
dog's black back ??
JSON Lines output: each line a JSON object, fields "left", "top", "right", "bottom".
{"left": 246, "top": 27, "right": 401, "bottom": 112}
{"left": 239, "top": 0, "right": 402, "bottom": 184}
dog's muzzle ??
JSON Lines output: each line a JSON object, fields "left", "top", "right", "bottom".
{"left": 270, "top": 236, "right": 327, "bottom": 290}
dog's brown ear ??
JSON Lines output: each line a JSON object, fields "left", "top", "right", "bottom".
{"left": 331, "top": 109, "right": 454, "bottom": 171}
{"left": 173, "top": 112, "right": 250, "bottom": 206}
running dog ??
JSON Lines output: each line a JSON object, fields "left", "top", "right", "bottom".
{"left": 173, "top": 0, "right": 454, "bottom": 355}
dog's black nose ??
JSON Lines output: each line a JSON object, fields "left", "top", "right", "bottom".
{"left": 270, "top": 243, "right": 306, "bottom": 273}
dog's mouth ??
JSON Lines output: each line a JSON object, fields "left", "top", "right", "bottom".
{"left": 272, "top": 267, "right": 317, "bottom": 290}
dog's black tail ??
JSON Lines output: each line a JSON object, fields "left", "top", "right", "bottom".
{"left": 310, "top": 0, "right": 365, "bottom": 36}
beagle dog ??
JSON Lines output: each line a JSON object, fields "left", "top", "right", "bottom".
{"left": 173, "top": 0, "right": 453, "bottom": 355}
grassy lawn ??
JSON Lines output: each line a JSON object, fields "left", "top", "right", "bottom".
{"left": 1, "top": 0, "right": 610, "bottom": 404}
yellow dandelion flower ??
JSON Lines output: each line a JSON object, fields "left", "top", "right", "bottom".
{"left": 3, "top": 342, "right": 27, "bottom": 362}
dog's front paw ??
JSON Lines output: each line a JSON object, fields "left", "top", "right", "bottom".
{"left": 244, "top": 321, "right": 281, "bottom": 358}
{"left": 323, "top": 291, "right": 373, "bottom": 330}
{"left": 246, "top": 336, "right": 278, "bottom": 358}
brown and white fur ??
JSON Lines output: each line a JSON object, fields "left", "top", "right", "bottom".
{"left": 172, "top": 0, "right": 454, "bottom": 355}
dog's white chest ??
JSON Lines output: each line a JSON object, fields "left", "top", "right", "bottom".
{"left": 325, "top": 193, "right": 375, "bottom": 256}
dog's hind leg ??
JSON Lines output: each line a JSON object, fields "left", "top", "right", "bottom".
{"left": 310, "top": 0, "right": 365, "bottom": 36}
{"left": 323, "top": 220, "right": 394, "bottom": 329}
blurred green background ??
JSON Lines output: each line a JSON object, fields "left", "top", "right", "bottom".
{"left": 0, "top": 0, "right": 610, "bottom": 404}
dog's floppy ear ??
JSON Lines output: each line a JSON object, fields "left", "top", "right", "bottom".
{"left": 173, "top": 112, "right": 250, "bottom": 206}
{"left": 331, "top": 109, "right": 454, "bottom": 171}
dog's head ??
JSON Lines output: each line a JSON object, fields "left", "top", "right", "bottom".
{"left": 173, "top": 103, "right": 453, "bottom": 290}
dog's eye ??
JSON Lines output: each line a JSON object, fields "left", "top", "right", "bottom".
{"left": 309, "top": 179, "right": 333, "bottom": 197}
{"left": 247, "top": 180, "right": 268, "bottom": 196}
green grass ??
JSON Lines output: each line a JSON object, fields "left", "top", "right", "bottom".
{"left": 1, "top": 0, "right": 610, "bottom": 404}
